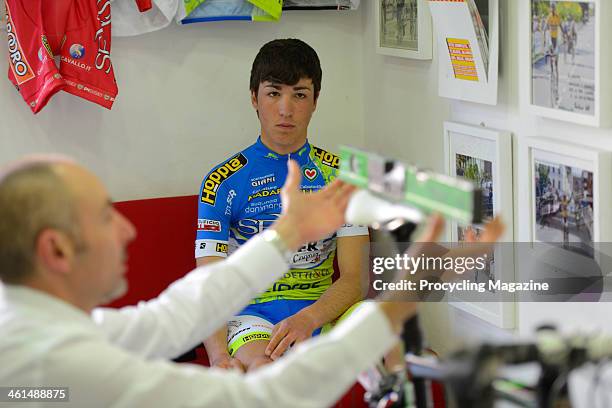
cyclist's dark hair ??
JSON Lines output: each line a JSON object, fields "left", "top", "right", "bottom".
{"left": 250, "top": 39, "right": 322, "bottom": 100}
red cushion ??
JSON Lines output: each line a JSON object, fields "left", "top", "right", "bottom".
{"left": 107, "top": 195, "right": 198, "bottom": 307}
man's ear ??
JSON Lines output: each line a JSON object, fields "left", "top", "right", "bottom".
{"left": 251, "top": 90, "right": 258, "bottom": 110}
{"left": 36, "top": 229, "right": 76, "bottom": 276}
{"left": 313, "top": 92, "right": 319, "bottom": 111}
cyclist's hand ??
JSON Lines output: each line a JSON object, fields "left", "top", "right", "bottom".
{"left": 210, "top": 354, "right": 245, "bottom": 372}
{"left": 265, "top": 313, "right": 317, "bottom": 360}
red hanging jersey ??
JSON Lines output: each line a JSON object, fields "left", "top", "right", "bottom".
{"left": 5, "top": 0, "right": 120, "bottom": 113}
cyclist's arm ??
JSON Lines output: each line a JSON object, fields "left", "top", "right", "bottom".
{"left": 198, "top": 256, "right": 237, "bottom": 368}
{"left": 297, "top": 235, "right": 370, "bottom": 329}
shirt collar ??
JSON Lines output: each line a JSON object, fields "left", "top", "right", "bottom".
{"left": 254, "top": 136, "right": 312, "bottom": 166}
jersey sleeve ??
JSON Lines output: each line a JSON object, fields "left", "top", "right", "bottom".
{"left": 195, "top": 171, "right": 231, "bottom": 259}
{"left": 337, "top": 223, "right": 369, "bottom": 237}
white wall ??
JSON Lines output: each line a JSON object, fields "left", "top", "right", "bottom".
{"left": 361, "top": 0, "right": 612, "bottom": 356}
{"left": 0, "top": 9, "right": 365, "bottom": 201}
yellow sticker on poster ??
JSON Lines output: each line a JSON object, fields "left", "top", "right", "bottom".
{"left": 446, "top": 38, "right": 479, "bottom": 81}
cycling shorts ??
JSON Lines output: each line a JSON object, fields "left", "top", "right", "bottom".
{"left": 5, "top": 0, "right": 118, "bottom": 113}
{"left": 226, "top": 300, "right": 364, "bottom": 356}
{"left": 227, "top": 299, "right": 320, "bottom": 356}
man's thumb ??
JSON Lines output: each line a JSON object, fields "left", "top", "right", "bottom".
{"left": 283, "top": 160, "right": 301, "bottom": 193}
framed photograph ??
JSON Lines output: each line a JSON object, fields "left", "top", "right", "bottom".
{"left": 375, "top": 0, "right": 432, "bottom": 60}
{"left": 519, "top": 137, "right": 612, "bottom": 249}
{"left": 444, "top": 122, "right": 515, "bottom": 328}
{"left": 522, "top": 0, "right": 611, "bottom": 126}
{"left": 428, "top": 0, "right": 499, "bottom": 105}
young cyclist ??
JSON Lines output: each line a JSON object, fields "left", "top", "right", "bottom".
{"left": 195, "top": 39, "right": 370, "bottom": 372}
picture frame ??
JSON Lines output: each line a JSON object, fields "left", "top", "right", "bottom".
{"left": 443, "top": 121, "right": 515, "bottom": 328}
{"left": 428, "top": 0, "right": 499, "bottom": 105}
{"left": 516, "top": 138, "right": 612, "bottom": 305}
{"left": 375, "top": 0, "right": 432, "bottom": 60}
{"left": 521, "top": 0, "right": 611, "bottom": 126}
{"left": 518, "top": 137, "right": 612, "bottom": 246}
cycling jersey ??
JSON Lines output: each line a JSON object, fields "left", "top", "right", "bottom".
{"left": 195, "top": 137, "right": 368, "bottom": 303}
{"left": 179, "top": 0, "right": 282, "bottom": 24}
{"left": 5, "top": 0, "right": 123, "bottom": 113}
{"left": 547, "top": 14, "right": 561, "bottom": 38}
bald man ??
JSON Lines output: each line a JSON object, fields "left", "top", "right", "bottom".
{"left": 0, "top": 156, "right": 503, "bottom": 407}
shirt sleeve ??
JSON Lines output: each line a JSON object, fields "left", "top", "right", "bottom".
{"left": 195, "top": 168, "right": 232, "bottom": 259}
{"left": 59, "top": 304, "right": 397, "bottom": 408}
{"left": 92, "top": 235, "right": 288, "bottom": 360}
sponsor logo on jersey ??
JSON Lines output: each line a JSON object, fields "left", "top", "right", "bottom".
{"left": 248, "top": 188, "right": 281, "bottom": 202}
{"left": 236, "top": 216, "right": 279, "bottom": 236}
{"left": 301, "top": 186, "right": 325, "bottom": 193}
{"left": 95, "top": 0, "right": 112, "bottom": 74}
{"left": 303, "top": 168, "right": 317, "bottom": 181}
{"left": 250, "top": 175, "right": 275, "bottom": 187}
{"left": 292, "top": 251, "right": 321, "bottom": 265}
{"left": 297, "top": 242, "right": 319, "bottom": 252}
{"left": 5, "top": 4, "right": 35, "bottom": 85}
{"left": 201, "top": 153, "right": 248, "bottom": 205}
{"left": 225, "top": 189, "right": 236, "bottom": 216}
{"left": 70, "top": 44, "right": 85, "bottom": 59}
{"left": 215, "top": 243, "right": 228, "bottom": 253}
{"left": 270, "top": 281, "right": 322, "bottom": 292}
{"left": 41, "top": 35, "right": 53, "bottom": 58}
{"left": 242, "top": 333, "right": 270, "bottom": 342}
{"left": 228, "top": 320, "right": 242, "bottom": 329}
{"left": 197, "top": 219, "right": 221, "bottom": 232}
{"left": 312, "top": 146, "right": 339, "bottom": 168}
{"left": 60, "top": 56, "right": 92, "bottom": 72}
{"left": 199, "top": 242, "right": 206, "bottom": 250}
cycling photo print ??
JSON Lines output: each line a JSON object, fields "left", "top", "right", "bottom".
{"left": 375, "top": 0, "right": 432, "bottom": 59}
{"left": 530, "top": 0, "right": 595, "bottom": 116}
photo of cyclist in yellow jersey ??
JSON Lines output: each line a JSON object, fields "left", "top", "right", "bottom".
{"left": 546, "top": 3, "right": 561, "bottom": 54}
{"left": 530, "top": 0, "right": 596, "bottom": 115}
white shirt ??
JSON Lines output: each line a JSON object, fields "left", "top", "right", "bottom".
{"left": 0, "top": 235, "right": 397, "bottom": 408}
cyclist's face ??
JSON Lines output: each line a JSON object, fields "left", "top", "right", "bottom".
{"left": 251, "top": 78, "right": 318, "bottom": 155}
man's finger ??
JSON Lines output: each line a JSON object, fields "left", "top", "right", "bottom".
{"left": 333, "top": 184, "right": 357, "bottom": 210}
{"left": 270, "top": 335, "right": 294, "bottom": 360}
{"left": 317, "top": 178, "right": 342, "bottom": 199}
{"left": 283, "top": 160, "right": 301, "bottom": 194}
{"left": 480, "top": 216, "right": 505, "bottom": 242}
{"left": 464, "top": 227, "right": 476, "bottom": 242}
{"left": 416, "top": 214, "right": 445, "bottom": 243}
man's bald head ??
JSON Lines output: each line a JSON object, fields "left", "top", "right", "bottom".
{"left": 0, "top": 156, "right": 82, "bottom": 284}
